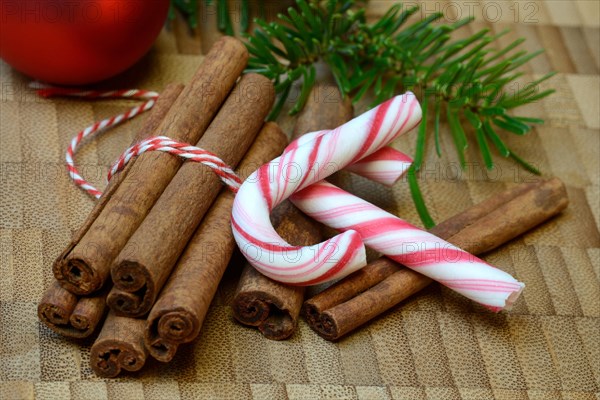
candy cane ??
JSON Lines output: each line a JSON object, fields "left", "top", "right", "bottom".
{"left": 291, "top": 181, "right": 525, "bottom": 311}
{"left": 231, "top": 93, "right": 422, "bottom": 285}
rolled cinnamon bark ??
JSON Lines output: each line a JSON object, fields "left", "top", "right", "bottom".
{"left": 108, "top": 73, "right": 275, "bottom": 317}
{"left": 304, "top": 177, "right": 569, "bottom": 340}
{"left": 144, "top": 122, "right": 288, "bottom": 361}
{"left": 53, "top": 37, "right": 248, "bottom": 295}
{"left": 38, "top": 281, "right": 107, "bottom": 338}
{"left": 433, "top": 177, "right": 569, "bottom": 254}
{"left": 232, "top": 201, "right": 325, "bottom": 340}
{"left": 90, "top": 312, "right": 148, "bottom": 378}
{"left": 38, "top": 83, "right": 185, "bottom": 338}
{"left": 301, "top": 257, "right": 400, "bottom": 326}
{"left": 231, "top": 83, "right": 353, "bottom": 340}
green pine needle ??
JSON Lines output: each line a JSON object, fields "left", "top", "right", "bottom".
{"left": 172, "top": 0, "right": 256, "bottom": 34}
{"left": 407, "top": 166, "right": 436, "bottom": 229}
{"left": 433, "top": 97, "right": 442, "bottom": 157}
{"left": 466, "top": 110, "right": 494, "bottom": 170}
{"left": 241, "top": 0, "right": 250, "bottom": 32}
{"left": 413, "top": 94, "right": 429, "bottom": 171}
{"left": 509, "top": 151, "right": 542, "bottom": 175}
{"left": 483, "top": 120, "right": 510, "bottom": 158}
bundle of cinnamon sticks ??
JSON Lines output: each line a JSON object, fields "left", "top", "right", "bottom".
{"left": 38, "top": 37, "right": 288, "bottom": 377}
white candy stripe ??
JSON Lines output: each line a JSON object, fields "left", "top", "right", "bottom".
{"left": 231, "top": 93, "right": 422, "bottom": 286}
{"left": 291, "top": 181, "right": 524, "bottom": 311}
{"left": 345, "top": 146, "right": 413, "bottom": 186}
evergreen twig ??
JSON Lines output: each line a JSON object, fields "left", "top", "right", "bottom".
{"left": 245, "top": 0, "right": 554, "bottom": 226}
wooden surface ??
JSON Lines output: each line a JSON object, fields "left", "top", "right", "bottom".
{"left": 0, "top": 1, "right": 599, "bottom": 399}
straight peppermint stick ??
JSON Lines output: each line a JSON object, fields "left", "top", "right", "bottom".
{"left": 292, "top": 180, "right": 527, "bottom": 313}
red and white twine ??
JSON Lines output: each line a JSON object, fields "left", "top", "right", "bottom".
{"left": 32, "top": 83, "right": 241, "bottom": 199}
{"left": 108, "top": 136, "right": 241, "bottom": 190}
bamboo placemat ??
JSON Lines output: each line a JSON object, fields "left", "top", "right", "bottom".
{"left": 1, "top": 1, "right": 598, "bottom": 399}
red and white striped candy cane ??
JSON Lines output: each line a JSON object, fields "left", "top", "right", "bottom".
{"left": 231, "top": 93, "right": 422, "bottom": 285}
{"left": 291, "top": 181, "right": 525, "bottom": 311}
{"left": 32, "top": 83, "right": 159, "bottom": 199}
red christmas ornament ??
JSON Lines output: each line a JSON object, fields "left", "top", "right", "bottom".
{"left": 0, "top": 0, "right": 170, "bottom": 85}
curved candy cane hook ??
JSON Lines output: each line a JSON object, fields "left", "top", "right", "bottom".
{"left": 285, "top": 130, "right": 414, "bottom": 187}
{"left": 231, "top": 93, "right": 422, "bottom": 285}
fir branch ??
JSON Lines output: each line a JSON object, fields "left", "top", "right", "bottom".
{"left": 246, "top": 0, "right": 554, "bottom": 226}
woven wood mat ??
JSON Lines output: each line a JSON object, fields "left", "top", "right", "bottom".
{"left": 1, "top": 1, "right": 599, "bottom": 399}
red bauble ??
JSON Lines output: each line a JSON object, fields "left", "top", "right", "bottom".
{"left": 0, "top": 0, "right": 170, "bottom": 85}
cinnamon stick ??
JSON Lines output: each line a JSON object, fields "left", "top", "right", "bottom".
{"left": 38, "top": 281, "right": 107, "bottom": 339}
{"left": 304, "top": 177, "right": 569, "bottom": 340}
{"left": 144, "top": 122, "right": 288, "bottom": 361}
{"left": 231, "top": 83, "right": 353, "bottom": 340}
{"left": 232, "top": 201, "right": 325, "bottom": 340}
{"left": 90, "top": 312, "right": 148, "bottom": 378}
{"left": 53, "top": 37, "right": 248, "bottom": 295}
{"left": 291, "top": 83, "right": 354, "bottom": 138}
{"left": 108, "top": 73, "right": 275, "bottom": 317}
{"left": 38, "top": 83, "right": 185, "bottom": 338}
